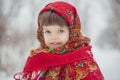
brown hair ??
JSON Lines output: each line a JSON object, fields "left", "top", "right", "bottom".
{"left": 39, "top": 10, "right": 68, "bottom": 27}
{"left": 37, "top": 10, "right": 68, "bottom": 49}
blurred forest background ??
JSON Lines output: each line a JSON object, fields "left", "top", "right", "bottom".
{"left": 0, "top": 0, "right": 120, "bottom": 80}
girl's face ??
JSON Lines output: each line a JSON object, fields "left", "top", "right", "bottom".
{"left": 43, "top": 25, "right": 69, "bottom": 48}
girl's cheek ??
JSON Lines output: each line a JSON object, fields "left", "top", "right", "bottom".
{"left": 43, "top": 35, "right": 49, "bottom": 40}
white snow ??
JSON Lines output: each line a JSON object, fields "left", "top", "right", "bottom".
{"left": 0, "top": 0, "right": 120, "bottom": 80}
{"left": 93, "top": 46, "right": 120, "bottom": 80}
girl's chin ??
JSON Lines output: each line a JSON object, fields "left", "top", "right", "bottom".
{"left": 48, "top": 45, "right": 63, "bottom": 49}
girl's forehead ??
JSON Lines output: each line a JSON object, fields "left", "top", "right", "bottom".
{"left": 43, "top": 25, "right": 68, "bottom": 29}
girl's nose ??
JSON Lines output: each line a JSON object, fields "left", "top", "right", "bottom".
{"left": 51, "top": 35, "right": 58, "bottom": 40}
{"left": 50, "top": 34, "right": 59, "bottom": 40}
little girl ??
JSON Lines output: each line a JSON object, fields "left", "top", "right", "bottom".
{"left": 14, "top": 1, "right": 104, "bottom": 80}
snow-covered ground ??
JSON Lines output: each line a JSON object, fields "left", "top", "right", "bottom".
{"left": 93, "top": 46, "right": 120, "bottom": 80}
{"left": 0, "top": 46, "right": 120, "bottom": 80}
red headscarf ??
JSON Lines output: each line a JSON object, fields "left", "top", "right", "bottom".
{"left": 37, "top": 1, "right": 90, "bottom": 54}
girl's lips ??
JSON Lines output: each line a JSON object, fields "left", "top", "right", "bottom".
{"left": 50, "top": 42, "right": 62, "bottom": 45}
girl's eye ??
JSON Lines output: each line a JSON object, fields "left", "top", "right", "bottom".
{"left": 58, "top": 29, "right": 65, "bottom": 33}
{"left": 44, "top": 30, "right": 51, "bottom": 34}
